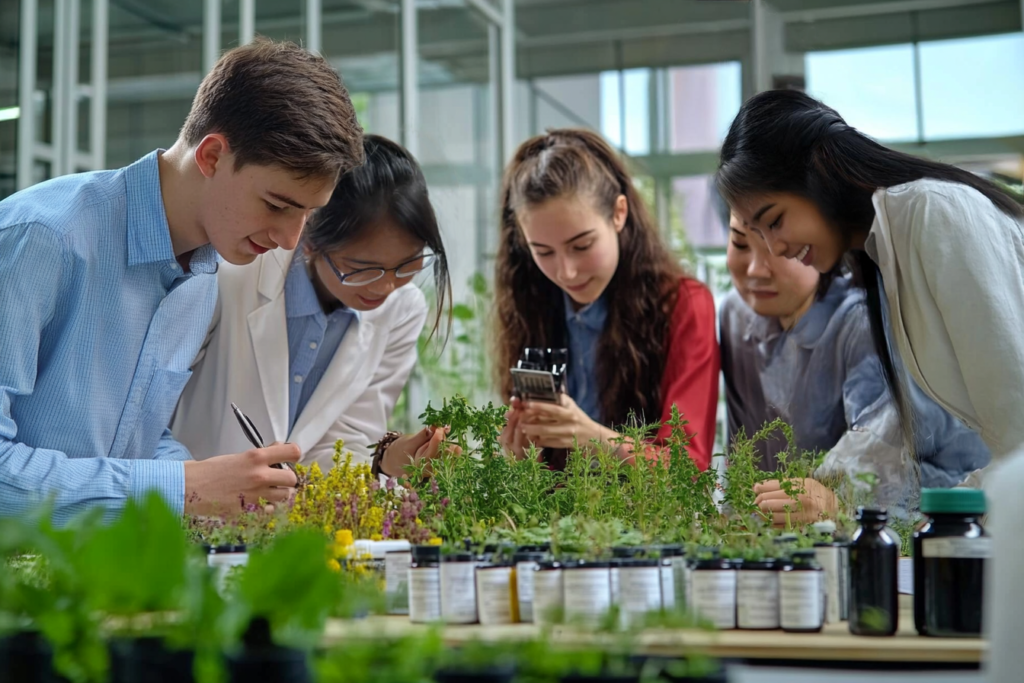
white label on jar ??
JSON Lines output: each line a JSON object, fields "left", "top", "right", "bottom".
{"left": 898, "top": 556, "right": 914, "bottom": 595}
{"left": 610, "top": 566, "right": 620, "bottom": 604}
{"left": 408, "top": 567, "right": 441, "bottom": 623}
{"left": 619, "top": 566, "right": 662, "bottom": 628}
{"left": 532, "top": 569, "right": 564, "bottom": 626}
{"left": 385, "top": 552, "right": 411, "bottom": 614}
{"left": 671, "top": 557, "right": 687, "bottom": 611}
{"left": 440, "top": 562, "right": 478, "bottom": 623}
{"left": 660, "top": 563, "right": 676, "bottom": 609}
{"left": 814, "top": 547, "right": 841, "bottom": 624}
{"left": 922, "top": 537, "right": 992, "bottom": 559}
{"left": 683, "top": 563, "right": 694, "bottom": 612}
{"left": 208, "top": 551, "right": 248, "bottom": 568}
{"left": 563, "top": 567, "right": 611, "bottom": 622}
{"left": 779, "top": 570, "right": 823, "bottom": 630}
{"left": 736, "top": 570, "right": 779, "bottom": 629}
{"left": 476, "top": 567, "right": 514, "bottom": 626}
{"left": 691, "top": 569, "right": 737, "bottom": 630}
{"left": 516, "top": 561, "right": 539, "bottom": 622}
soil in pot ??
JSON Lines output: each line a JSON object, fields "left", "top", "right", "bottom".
{"left": 0, "top": 631, "right": 62, "bottom": 683}
{"left": 434, "top": 663, "right": 516, "bottom": 683}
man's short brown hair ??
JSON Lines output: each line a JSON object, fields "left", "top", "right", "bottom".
{"left": 180, "top": 37, "right": 364, "bottom": 179}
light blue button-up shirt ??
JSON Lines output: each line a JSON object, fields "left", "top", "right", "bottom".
{"left": 720, "top": 276, "right": 990, "bottom": 499}
{"left": 564, "top": 292, "right": 608, "bottom": 423}
{"left": 283, "top": 252, "right": 357, "bottom": 433}
{"left": 0, "top": 151, "right": 219, "bottom": 523}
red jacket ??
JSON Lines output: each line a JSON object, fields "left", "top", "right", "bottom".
{"left": 652, "top": 278, "right": 720, "bottom": 471}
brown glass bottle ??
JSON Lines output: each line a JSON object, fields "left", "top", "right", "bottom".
{"left": 848, "top": 507, "right": 899, "bottom": 636}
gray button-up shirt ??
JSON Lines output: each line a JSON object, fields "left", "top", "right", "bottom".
{"left": 720, "top": 276, "right": 990, "bottom": 503}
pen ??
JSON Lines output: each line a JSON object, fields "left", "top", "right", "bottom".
{"left": 230, "top": 402, "right": 298, "bottom": 475}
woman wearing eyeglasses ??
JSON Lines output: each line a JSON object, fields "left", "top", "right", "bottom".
{"left": 173, "top": 135, "right": 453, "bottom": 474}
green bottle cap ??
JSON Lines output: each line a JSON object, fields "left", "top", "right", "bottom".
{"left": 921, "top": 488, "right": 986, "bottom": 515}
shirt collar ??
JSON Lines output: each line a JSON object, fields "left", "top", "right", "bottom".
{"left": 789, "top": 276, "right": 853, "bottom": 349}
{"left": 563, "top": 291, "right": 608, "bottom": 332}
{"left": 285, "top": 251, "right": 359, "bottom": 321}
{"left": 124, "top": 150, "right": 220, "bottom": 275}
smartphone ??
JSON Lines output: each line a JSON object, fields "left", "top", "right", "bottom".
{"left": 510, "top": 367, "right": 561, "bottom": 403}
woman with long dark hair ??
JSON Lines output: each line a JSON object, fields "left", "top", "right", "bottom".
{"left": 174, "top": 134, "right": 453, "bottom": 475}
{"left": 716, "top": 89, "right": 1024, "bottom": 475}
{"left": 494, "top": 129, "right": 719, "bottom": 469}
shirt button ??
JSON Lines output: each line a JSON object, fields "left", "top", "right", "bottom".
{"left": 294, "top": 375, "right": 303, "bottom": 383}
{"left": 309, "top": 342, "right": 318, "bottom": 350}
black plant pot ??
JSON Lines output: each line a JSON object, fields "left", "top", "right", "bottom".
{"left": 225, "top": 645, "right": 311, "bottom": 683}
{"left": 0, "top": 631, "right": 59, "bottom": 683}
{"left": 561, "top": 674, "right": 640, "bottom": 683}
{"left": 434, "top": 663, "right": 516, "bottom": 683}
{"left": 109, "top": 637, "right": 196, "bottom": 683}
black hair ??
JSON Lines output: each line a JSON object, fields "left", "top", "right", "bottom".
{"left": 715, "top": 89, "right": 1023, "bottom": 450}
{"left": 303, "top": 134, "right": 452, "bottom": 340}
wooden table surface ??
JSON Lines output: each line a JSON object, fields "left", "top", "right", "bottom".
{"left": 324, "top": 600, "right": 985, "bottom": 665}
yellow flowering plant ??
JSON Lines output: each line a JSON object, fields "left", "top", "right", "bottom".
{"left": 287, "top": 442, "right": 435, "bottom": 545}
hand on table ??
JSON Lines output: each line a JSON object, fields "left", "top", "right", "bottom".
{"left": 754, "top": 478, "right": 838, "bottom": 527}
{"left": 184, "top": 442, "right": 300, "bottom": 516}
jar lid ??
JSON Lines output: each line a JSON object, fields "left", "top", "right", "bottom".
{"left": 537, "top": 560, "right": 562, "bottom": 570}
{"left": 811, "top": 520, "right": 836, "bottom": 535}
{"left": 651, "top": 544, "right": 683, "bottom": 558}
{"left": 921, "top": 488, "right": 986, "bottom": 515}
{"left": 739, "top": 559, "right": 777, "bottom": 570}
{"left": 566, "top": 561, "right": 611, "bottom": 569}
{"left": 442, "top": 551, "right": 474, "bottom": 562}
{"left": 611, "top": 546, "right": 646, "bottom": 558}
{"left": 209, "top": 544, "right": 247, "bottom": 553}
{"left": 512, "top": 551, "right": 548, "bottom": 563}
{"left": 856, "top": 507, "right": 888, "bottom": 523}
{"left": 411, "top": 545, "right": 441, "bottom": 561}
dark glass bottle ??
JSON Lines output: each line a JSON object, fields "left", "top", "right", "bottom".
{"left": 848, "top": 507, "right": 899, "bottom": 636}
{"left": 913, "top": 488, "right": 989, "bottom": 637}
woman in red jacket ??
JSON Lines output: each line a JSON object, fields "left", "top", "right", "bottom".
{"left": 493, "top": 129, "right": 719, "bottom": 470}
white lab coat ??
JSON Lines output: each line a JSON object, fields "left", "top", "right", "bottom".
{"left": 171, "top": 248, "right": 427, "bottom": 470}
{"left": 868, "top": 178, "right": 1024, "bottom": 461}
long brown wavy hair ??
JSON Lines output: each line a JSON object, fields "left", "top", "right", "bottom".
{"left": 493, "top": 129, "right": 687, "bottom": 427}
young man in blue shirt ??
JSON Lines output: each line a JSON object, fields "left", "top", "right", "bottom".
{"left": 0, "top": 38, "right": 364, "bottom": 523}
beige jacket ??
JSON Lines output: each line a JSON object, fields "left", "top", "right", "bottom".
{"left": 867, "top": 178, "right": 1024, "bottom": 465}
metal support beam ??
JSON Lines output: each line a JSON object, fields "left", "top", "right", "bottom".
{"left": 783, "top": 0, "right": 1004, "bottom": 23}
{"left": 465, "top": 0, "right": 503, "bottom": 26}
{"left": 306, "top": 0, "right": 322, "bottom": 53}
{"left": 91, "top": 0, "right": 108, "bottom": 171}
{"left": 203, "top": 0, "right": 221, "bottom": 72}
{"left": 399, "top": 0, "right": 418, "bottom": 156}
{"left": 240, "top": 0, "right": 255, "bottom": 44}
{"left": 500, "top": 0, "right": 515, "bottom": 163}
{"left": 751, "top": 0, "right": 769, "bottom": 94}
{"left": 17, "top": 0, "right": 38, "bottom": 190}
{"left": 53, "top": 0, "right": 82, "bottom": 176}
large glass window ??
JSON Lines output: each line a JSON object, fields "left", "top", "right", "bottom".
{"left": 920, "top": 32, "right": 1024, "bottom": 141}
{"left": 0, "top": 1, "right": 18, "bottom": 199}
{"left": 806, "top": 44, "right": 918, "bottom": 142}
{"left": 600, "top": 68, "right": 649, "bottom": 155}
{"left": 667, "top": 61, "right": 742, "bottom": 153}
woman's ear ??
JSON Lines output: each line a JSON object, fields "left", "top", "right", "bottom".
{"left": 613, "top": 194, "right": 628, "bottom": 234}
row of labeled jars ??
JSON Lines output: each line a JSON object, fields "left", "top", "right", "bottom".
{"left": 385, "top": 491, "right": 988, "bottom": 637}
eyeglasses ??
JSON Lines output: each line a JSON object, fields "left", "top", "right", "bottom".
{"left": 324, "top": 252, "right": 436, "bottom": 287}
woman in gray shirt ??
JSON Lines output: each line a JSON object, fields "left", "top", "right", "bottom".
{"left": 721, "top": 214, "right": 989, "bottom": 524}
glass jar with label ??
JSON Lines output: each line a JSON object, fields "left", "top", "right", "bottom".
{"left": 475, "top": 563, "right": 515, "bottom": 626}
{"left": 913, "top": 488, "right": 989, "bottom": 637}
{"left": 532, "top": 560, "right": 564, "bottom": 626}
{"left": 511, "top": 549, "right": 548, "bottom": 623}
{"left": 562, "top": 561, "right": 612, "bottom": 623}
{"left": 736, "top": 558, "right": 780, "bottom": 630}
{"left": 617, "top": 558, "right": 662, "bottom": 629}
{"left": 440, "top": 552, "right": 478, "bottom": 624}
{"left": 651, "top": 545, "right": 682, "bottom": 610}
{"left": 408, "top": 545, "right": 441, "bottom": 624}
{"left": 849, "top": 507, "right": 899, "bottom": 636}
{"left": 690, "top": 556, "right": 737, "bottom": 630}
{"left": 812, "top": 521, "right": 846, "bottom": 623}
{"left": 385, "top": 549, "right": 412, "bottom": 615}
{"left": 610, "top": 547, "right": 644, "bottom": 605}
{"left": 779, "top": 550, "right": 824, "bottom": 633}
